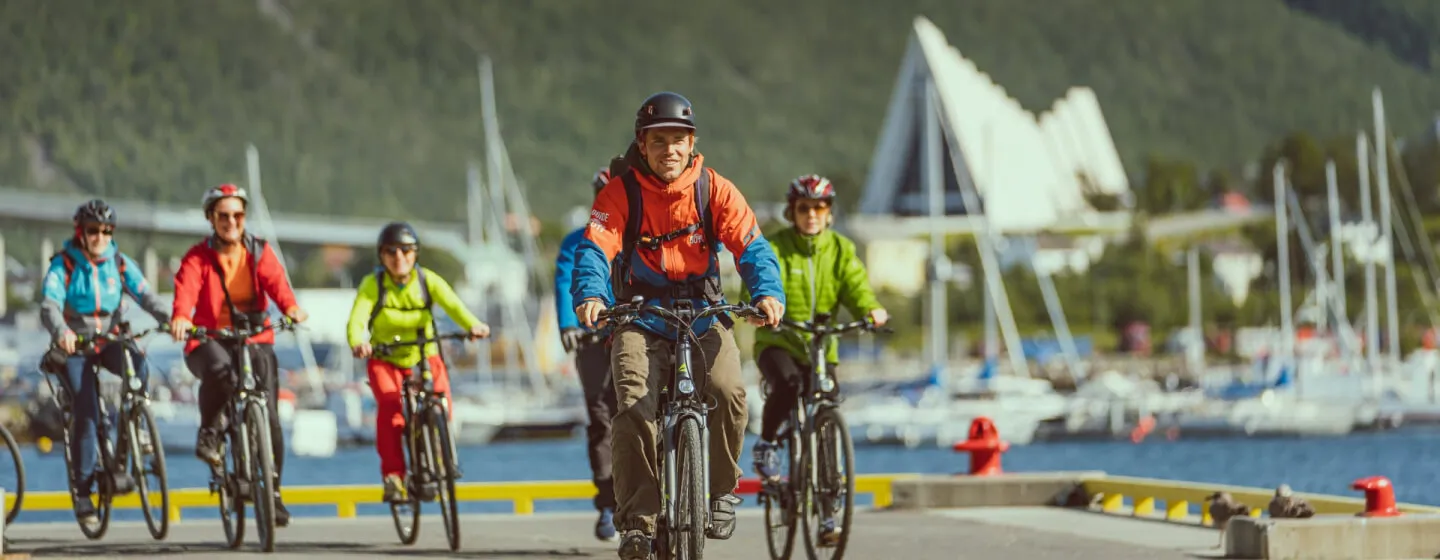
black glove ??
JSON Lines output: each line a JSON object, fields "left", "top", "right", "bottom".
{"left": 561, "top": 327, "right": 584, "bottom": 353}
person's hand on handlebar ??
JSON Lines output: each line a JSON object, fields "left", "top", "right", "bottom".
{"left": 352, "top": 342, "right": 373, "bottom": 359}
{"left": 285, "top": 306, "right": 309, "bottom": 323}
{"left": 469, "top": 323, "right": 491, "bottom": 340}
{"left": 59, "top": 329, "right": 78, "bottom": 355}
{"left": 751, "top": 296, "right": 784, "bottom": 328}
{"left": 576, "top": 299, "right": 607, "bottom": 330}
{"left": 868, "top": 308, "right": 890, "bottom": 328}
{"left": 169, "top": 316, "right": 193, "bottom": 342}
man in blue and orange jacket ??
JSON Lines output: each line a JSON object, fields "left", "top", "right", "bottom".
{"left": 572, "top": 91, "right": 785, "bottom": 558}
{"left": 554, "top": 165, "right": 621, "bottom": 542}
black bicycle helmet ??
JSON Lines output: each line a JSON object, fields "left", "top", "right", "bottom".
{"left": 73, "top": 199, "right": 116, "bottom": 226}
{"left": 634, "top": 91, "right": 696, "bottom": 133}
{"left": 377, "top": 221, "right": 419, "bottom": 249}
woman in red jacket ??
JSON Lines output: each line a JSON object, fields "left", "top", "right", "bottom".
{"left": 169, "top": 183, "right": 309, "bottom": 527}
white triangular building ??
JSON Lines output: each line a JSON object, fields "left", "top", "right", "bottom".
{"left": 853, "top": 16, "right": 1133, "bottom": 236}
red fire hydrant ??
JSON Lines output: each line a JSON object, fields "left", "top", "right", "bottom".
{"left": 1352, "top": 476, "right": 1400, "bottom": 517}
{"left": 953, "top": 416, "right": 1009, "bottom": 476}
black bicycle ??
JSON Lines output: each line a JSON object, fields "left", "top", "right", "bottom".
{"left": 187, "top": 318, "right": 298, "bottom": 553}
{"left": 760, "top": 314, "right": 887, "bottom": 560}
{"left": 0, "top": 419, "right": 24, "bottom": 527}
{"left": 599, "top": 296, "right": 766, "bottom": 560}
{"left": 43, "top": 321, "right": 171, "bottom": 541}
{"left": 373, "top": 329, "right": 470, "bottom": 552}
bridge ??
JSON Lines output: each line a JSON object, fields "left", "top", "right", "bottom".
{"left": 2, "top": 472, "right": 1432, "bottom": 559}
{"left": 0, "top": 187, "right": 482, "bottom": 258}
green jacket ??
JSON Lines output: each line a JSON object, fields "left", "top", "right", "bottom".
{"left": 745, "top": 228, "right": 882, "bottom": 365}
{"left": 346, "top": 267, "right": 483, "bottom": 368}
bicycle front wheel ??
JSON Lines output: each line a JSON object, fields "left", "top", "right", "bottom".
{"left": 219, "top": 425, "right": 246, "bottom": 550}
{"left": 245, "top": 400, "right": 278, "bottom": 553}
{"left": 0, "top": 424, "right": 24, "bottom": 525}
{"left": 424, "top": 403, "right": 460, "bottom": 551}
{"left": 676, "top": 416, "right": 706, "bottom": 560}
{"left": 801, "top": 407, "right": 855, "bottom": 560}
{"left": 128, "top": 404, "right": 170, "bottom": 540}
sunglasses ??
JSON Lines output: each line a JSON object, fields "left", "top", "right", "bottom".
{"left": 381, "top": 245, "right": 417, "bottom": 256}
{"left": 795, "top": 202, "right": 832, "bottom": 214}
{"left": 214, "top": 211, "right": 245, "bottom": 222}
{"left": 84, "top": 226, "right": 115, "bottom": 236}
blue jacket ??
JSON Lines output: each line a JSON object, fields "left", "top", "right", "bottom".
{"left": 554, "top": 227, "right": 614, "bottom": 332}
{"left": 40, "top": 239, "right": 169, "bottom": 339}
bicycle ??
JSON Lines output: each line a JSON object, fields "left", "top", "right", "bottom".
{"left": 599, "top": 295, "right": 766, "bottom": 560}
{"left": 186, "top": 317, "right": 299, "bottom": 553}
{"left": 0, "top": 420, "right": 24, "bottom": 528}
{"left": 372, "top": 329, "right": 470, "bottom": 552}
{"left": 41, "top": 321, "right": 171, "bottom": 541}
{"left": 759, "top": 314, "right": 888, "bottom": 560}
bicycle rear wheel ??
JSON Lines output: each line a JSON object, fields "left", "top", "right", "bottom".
{"left": 762, "top": 430, "right": 799, "bottom": 560}
{"left": 245, "top": 400, "right": 278, "bottom": 552}
{"left": 128, "top": 404, "right": 170, "bottom": 540}
{"left": 424, "top": 403, "right": 460, "bottom": 551}
{"left": 676, "top": 416, "right": 706, "bottom": 560}
{"left": 801, "top": 407, "right": 855, "bottom": 560}
{"left": 0, "top": 424, "right": 25, "bottom": 525}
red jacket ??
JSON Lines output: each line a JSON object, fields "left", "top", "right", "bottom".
{"left": 171, "top": 235, "right": 299, "bottom": 353}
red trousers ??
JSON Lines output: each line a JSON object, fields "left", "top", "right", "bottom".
{"left": 368, "top": 356, "right": 452, "bottom": 477}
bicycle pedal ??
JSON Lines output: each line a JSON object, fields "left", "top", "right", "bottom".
{"left": 110, "top": 472, "right": 137, "bottom": 495}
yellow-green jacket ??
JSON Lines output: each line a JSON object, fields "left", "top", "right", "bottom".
{"left": 346, "top": 267, "right": 482, "bottom": 368}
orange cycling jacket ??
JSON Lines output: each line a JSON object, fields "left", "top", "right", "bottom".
{"left": 570, "top": 153, "right": 783, "bottom": 338}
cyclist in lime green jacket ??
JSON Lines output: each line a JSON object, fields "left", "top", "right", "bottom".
{"left": 744, "top": 174, "right": 888, "bottom": 542}
{"left": 346, "top": 222, "right": 490, "bottom": 503}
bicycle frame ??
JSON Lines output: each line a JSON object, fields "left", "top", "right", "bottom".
{"left": 600, "top": 296, "right": 764, "bottom": 554}
{"left": 68, "top": 321, "right": 167, "bottom": 493}
{"left": 375, "top": 329, "right": 468, "bottom": 487}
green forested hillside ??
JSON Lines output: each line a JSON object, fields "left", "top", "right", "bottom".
{"left": 3, "top": 0, "right": 1440, "bottom": 225}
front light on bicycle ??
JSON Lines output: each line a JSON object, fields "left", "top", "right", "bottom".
{"left": 128, "top": 376, "right": 143, "bottom": 392}
{"left": 820, "top": 375, "right": 836, "bottom": 393}
{"left": 678, "top": 378, "right": 695, "bottom": 395}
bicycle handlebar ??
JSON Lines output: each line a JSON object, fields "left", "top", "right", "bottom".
{"left": 186, "top": 316, "right": 302, "bottom": 342}
{"left": 598, "top": 299, "right": 767, "bottom": 328}
{"left": 777, "top": 317, "right": 893, "bottom": 337}
{"left": 73, "top": 322, "right": 173, "bottom": 353}
{"left": 373, "top": 331, "right": 474, "bottom": 355}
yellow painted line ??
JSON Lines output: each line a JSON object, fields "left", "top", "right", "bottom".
{"left": 1079, "top": 475, "right": 1440, "bottom": 526}
{"left": 5, "top": 474, "right": 911, "bottom": 519}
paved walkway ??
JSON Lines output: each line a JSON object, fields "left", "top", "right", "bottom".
{"left": 4, "top": 507, "right": 1223, "bottom": 559}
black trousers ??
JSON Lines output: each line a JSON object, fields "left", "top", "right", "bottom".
{"left": 757, "top": 347, "right": 838, "bottom": 442}
{"left": 185, "top": 340, "right": 285, "bottom": 485}
{"left": 577, "top": 340, "right": 617, "bottom": 510}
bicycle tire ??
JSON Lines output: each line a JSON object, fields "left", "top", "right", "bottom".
{"left": 0, "top": 424, "right": 25, "bottom": 525}
{"left": 246, "top": 400, "right": 278, "bottom": 553}
{"left": 72, "top": 404, "right": 113, "bottom": 540}
{"left": 219, "top": 425, "right": 246, "bottom": 550}
{"left": 676, "top": 416, "right": 706, "bottom": 560}
{"left": 801, "top": 407, "right": 855, "bottom": 560}
{"left": 129, "top": 404, "right": 170, "bottom": 540}
{"left": 391, "top": 395, "right": 421, "bottom": 545}
{"left": 426, "top": 404, "right": 461, "bottom": 551}
{"left": 762, "top": 430, "right": 799, "bottom": 560}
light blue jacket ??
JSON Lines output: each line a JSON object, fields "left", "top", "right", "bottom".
{"left": 40, "top": 239, "right": 169, "bottom": 339}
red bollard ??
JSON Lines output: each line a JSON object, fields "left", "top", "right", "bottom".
{"left": 1352, "top": 476, "right": 1401, "bottom": 517}
{"left": 952, "top": 416, "right": 1009, "bottom": 476}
